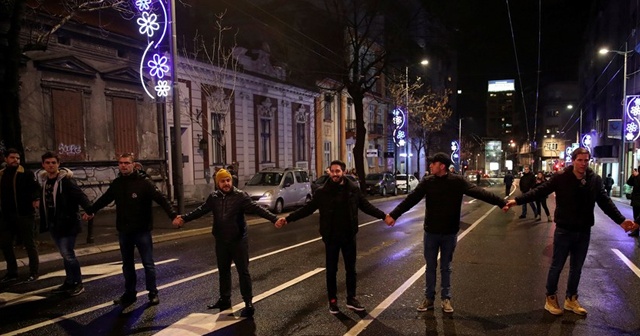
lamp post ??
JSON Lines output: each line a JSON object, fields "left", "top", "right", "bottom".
{"left": 600, "top": 43, "right": 633, "bottom": 189}
{"left": 404, "top": 59, "right": 428, "bottom": 181}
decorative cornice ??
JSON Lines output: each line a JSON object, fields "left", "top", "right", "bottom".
{"left": 34, "top": 55, "right": 97, "bottom": 77}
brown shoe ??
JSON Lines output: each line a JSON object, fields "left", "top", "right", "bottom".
{"left": 544, "top": 295, "right": 563, "bottom": 315}
{"left": 564, "top": 295, "right": 587, "bottom": 315}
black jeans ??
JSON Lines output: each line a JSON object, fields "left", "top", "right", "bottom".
{"left": 215, "top": 238, "right": 252, "bottom": 303}
{"left": 324, "top": 237, "right": 357, "bottom": 300}
{"left": 0, "top": 214, "right": 39, "bottom": 276}
{"left": 118, "top": 231, "right": 157, "bottom": 296}
{"left": 536, "top": 198, "right": 551, "bottom": 217}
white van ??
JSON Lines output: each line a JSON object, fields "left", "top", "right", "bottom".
{"left": 243, "top": 167, "right": 312, "bottom": 213}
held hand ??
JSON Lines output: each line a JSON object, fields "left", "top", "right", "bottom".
{"left": 384, "top": 214, "right": 395, "bottom": 227}
{"left": 621, "top": 219, "right": 638, "bottom": 232}
{"left": 82, "top": 213, "right": 94, "bottom": 221}
{"left": 275, "top": 217, "right": 287, "bottom": 229}
{"left": 172, "top": 215, "right": 184, "bottom": 228}
{"left": 502, "top": 200, "right": 517, "bottom": 212}
{"left": 33, "top": 200, "right": 40, "bottom": 209}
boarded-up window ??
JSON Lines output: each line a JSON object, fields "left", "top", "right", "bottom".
{"left": 112, "top": 97, "right": 138, "bottom": 157}
{"left": 52, "top": 89, "right": 85, "bottom": 161}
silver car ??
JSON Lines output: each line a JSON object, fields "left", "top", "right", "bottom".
{"left": 395, "top": 174, "right": 419, "bottom": 193}
{"left": 243, "top": 168, "right": 312, "bottom": 213}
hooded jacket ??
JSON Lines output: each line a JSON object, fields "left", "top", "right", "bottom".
{"left": 519, "top": 171, "right": 536, "bottom": 192}
{"left": 38, "top": 168, "right": 92, "bottom": 235}
{"left": 182, "top": 187, "right": 278, "bottom": 241}
{"left": 0, "top": 165, "right": 40, "bottom": 217}
{"left": 389, "top": 172, "right": 506, "bottom": 234}
{"left": 516, "top": 166, "right": 625, "bottom": 231}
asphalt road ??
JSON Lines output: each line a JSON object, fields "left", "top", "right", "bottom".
{"left": 1, "top": 185, "right": 639, "bottom": 336}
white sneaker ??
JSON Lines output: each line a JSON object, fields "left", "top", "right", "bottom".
{"left": 441, "top": 298, "right": 454, "bottom": 313}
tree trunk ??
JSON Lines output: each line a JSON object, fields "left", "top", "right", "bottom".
{"left": 349, "top": 87, "right": 367, "bottom": 190}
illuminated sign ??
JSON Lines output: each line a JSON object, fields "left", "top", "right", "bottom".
{"left": 488, "top": 79, "right": 515, "bottom": 92}
{"left": 392, "top": 107, "right": 407, "bottom": 147}
{"left": 450, "top": 141, "right": 459, "bottom": 166}
{"left": 134, "top": 0, "right": 171, "bottom": 99}
{"left": 625, "top": 96, "right": 640, "bottom": 142}
{"left": 565, "top": 143, "right": 579, "bottom": 163}
{"left": 581, "top": 134, "right": 592, "bottom": 152}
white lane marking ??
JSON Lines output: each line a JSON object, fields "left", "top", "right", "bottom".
{"left": 612, "top": 249, "right": 640, "bottom": 277}
{"left": 345, "top": 206, "right": 499, "bottom": 336}
{"left": 155, "top": 268, "right": 325, "bottom": 335}
{"left": 0, "top": 259, "right": 178, "bottom": 308}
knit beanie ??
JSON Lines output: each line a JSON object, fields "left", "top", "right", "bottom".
{"left": 215, "top": 168, "right": 232, "bottom": 184}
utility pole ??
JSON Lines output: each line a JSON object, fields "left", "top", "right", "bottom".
{"left": 169, "top": 0, "right": 184, "bottom": 213}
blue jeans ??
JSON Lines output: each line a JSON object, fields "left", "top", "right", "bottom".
{"left": 118, "top": 231, "right": 157, "bottom": 295}
{"left": 546, "top": 227, "right": 590, "bottom": 297}
{"left": 424, "top": 231, "right": 457, "bottom": 300}
{"left": 520, "top": 202, "right": 538, "bottom": 217}
{"left": 51, "top": 232, "right": 81, "bottom": 284}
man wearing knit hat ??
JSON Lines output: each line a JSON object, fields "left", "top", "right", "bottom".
{"left": 173, "top": 168, "right": 283, "bottom": 318}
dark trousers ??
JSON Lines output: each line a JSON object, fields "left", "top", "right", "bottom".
{"left": 546, "top": 227, "right": 590, "bottom": 297}
{"left": 118, "top": 231, "right": 157, "bottom": 296}
{"left": 520, "top": 202, "right": 538, "bottom": 217}
{"left": 51, "top": 231, "right": 81, "bottom": 284}
{"left": 0, "top": 214, "right": 39, "bottom": 276}
{"left": 505, "top": 184, "right": 513, "bottom": 195}
{"left": 324, "top": 237, "right": 357, "bottom": 300}
{"left": 633, "top": 205, "right": 640, "bottom": 221}
{"left": 215, "top": 238, "right": 252, "bottom": 303}
{"left": 536, "top": 198, "right": 551, "bottom": 217}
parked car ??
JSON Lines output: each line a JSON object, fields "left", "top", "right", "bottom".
{"left": 364, "top": 172, "right": 397, "bottom": 196}
{"left": 395, "top": 174, "right": 419, "bottom": 194}
{"left": 311, "top": 174, "right": 360, "bottom": 194}
{"left": 243, "top": 167, "right": 312, "bottom": 213}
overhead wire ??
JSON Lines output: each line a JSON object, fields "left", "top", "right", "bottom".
{"left": 505, "top": 0, "right": 530, "bottom": 141}
{"left": 532, "top": 0, "right": 542, "bottom": 142}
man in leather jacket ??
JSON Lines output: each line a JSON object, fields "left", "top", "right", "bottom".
{"left": 518, "top": 166, "right": 539, "bottom": 220}
{"left": 174, "top": 168, "right": 281, "bottom": 318}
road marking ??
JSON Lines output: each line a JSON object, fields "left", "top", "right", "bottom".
{"left": 0, "top": 259, "right": 178, "bottom": 309}
{"left": 612, "top": 248, "right": 640, "bottom": 277}
{"left": 345, "top": 206, "right": 498, "bottom": 336}
{"left": 155, "top": 268, "right": 325, "bottom": 335}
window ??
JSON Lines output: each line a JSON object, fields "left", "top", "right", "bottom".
{"left": 548, "top": 110, "right": 560, "bottom": 117}
{"left": 296, "top": 123, "right": 306, "bottom": 161}
{"left": 211, "top": 113, "right": 225, "bottom": 164}
{"left": 112, "top": 97, "right": 138, "bottom": 157}
{"left": 260, "top": 118, "right": 272, "bottom": 163}
{"left": 323, "top": 141, "right": 332, "bottom": 170}
{"left": 323, "top": 95, "right": 332, "bottom": 121}
{"left": 52, "top": 89, "right": 85, "bottom": 161}
{"left": 284, "top": 172, "right": 294, "bottom": 185}
{"left": 294, "top": 171, "right": 309, "bottom": 183}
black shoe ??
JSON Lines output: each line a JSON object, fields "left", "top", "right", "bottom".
{"left": 329, "top": 298, "right": 339, "bottom": 314}
{"left": 518, "top": 215, "right": 526, "bottom": 219}
{"left": 53, "top": 282, "right": 73, "bottom": 294}
{"left": 240, "top": 303, "right": 255, "bottom": 318}
{"left": 114, "top": 294, "right": 137, "bottom": 306}
{"left": 67, "top": 283, "right": 84, "bottom": 297}
{"left": 207, "top": 298, "right": 231, "bottom": 310}
{"left": 148, "top": 292, "right": 160, "bottom": 305}
{"left": 629, "top": 230, "right": 639, "bottom": 237}
{"left": 0, "top": 274, "right": 18, "bottom": 284}
{"left": 346, "top": 297, "right": 365, "bottom": 311}
{"left": 25, "top": 274, "right": 39, "bottom": 283}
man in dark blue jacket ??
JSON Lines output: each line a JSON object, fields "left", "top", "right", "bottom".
{"left": 0, "top": 148, "right": 40, "bottom": 283}
{"left": 87, "top": 153, "right": 177, "bottom": 307}
{"left": 387, "top": 153, "right": 507, "bottom": 314}
{"left": 174, "top": 168, "right": 281, "bottom": 318}
{"left": 505, "top": 148, "right": 638, "bottom": 316}
{"left": 279, "top": 160, "right": 388, "bottom": 314}
{"left": 39, "top": 152, "right": 92, "bottom": 296}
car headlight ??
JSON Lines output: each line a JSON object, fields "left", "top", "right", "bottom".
{"left": 263, "top": 190, "right": 273, "bottom": 198}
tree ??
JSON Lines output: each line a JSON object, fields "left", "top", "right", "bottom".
{"left": 0, "top": 0, "right": 132, "bottom": 155}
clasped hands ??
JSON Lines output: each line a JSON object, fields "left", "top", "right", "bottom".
{"left": 173, "top": 215, "right": 185, "bottom": 228}
{"left": 502, "top": 200, "right": 517, "bottom": 212}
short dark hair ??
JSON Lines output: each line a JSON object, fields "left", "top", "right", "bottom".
{"left": 41, "top": 151, "right": 60, "bottom": 163}
{"left": 5, "top": 148, "right": 20, "bottom": 157}
{"left": 571, "top": 147, "right": 590, "bottom": 161}
{"left": 119, "top": 153, "right": 135, "bottom": 162}
{"left": 329, "top": 160, "right": 346, "bottom": 172}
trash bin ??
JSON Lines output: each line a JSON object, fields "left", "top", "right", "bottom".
{"left": 613, "top": 185, "right": 620, "bottom": 198}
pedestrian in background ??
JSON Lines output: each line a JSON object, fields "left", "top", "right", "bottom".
{"left": 174, "top": 168, "right": 282, "bottom": 318}
{"left": 38, "top": 152, "right": 92, "bottom": 296}
{"left": 475, "top": 171, "right": 481, "bottom": 185}
{"left": 626, "top": 168, "right": 640, "bottom": 237}
{"left": 277, "top": 160, "right": 388, "bottom": 314}
{"left": 0, "top": 148, "right": 40, "bottom": 283}
{"left": 386, "top": 153, "right": 507, "bottom": 314}
{"left": 518, "top": 166, "right": 539, "bottom": 220}
{"left": 227, "top": 164, "right": 239, "bottom": 188}
{"left": 603, "top": 173, "right": 614, "bottom": 197}
{"left": 86, "top": 153, "right": 177, "bottom": 307}
{"left": 535, "top": 171, "right": 552, "bottom": 222}
{"left": 504, "top": 170, "right": 514, "bottom": 196}
{"left": 505, "top": 148, "right": 638, "bottom": 316}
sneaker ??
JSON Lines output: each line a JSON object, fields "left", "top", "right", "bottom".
{"left": 346, "top": 297, "right": 365, "bottom": 311}
{"left": 148, "top": 292, "right": 160, "bottom": 306}
{"left": 535, "top": 215, "right": 541, "bottom": 221}
{"left": 441, "top": 298, "right": 454, "bottom": 313}
{"left": 417, "top": 298, "right": 434, "bottom": 312}
{"left": 53, "top": 282, "right": 73, "bottom": 294}
{"left": 544, "top": 295, "right": 563, "bottom": 315}
{"left": 67, "top": 283, "right": 84, "bottom": 297}
{"left": 113, "top": 293, "right": 137, "bottom": 306}
{"left": 547, "top": 217, "right": 553, "bottom": 222}
{"left": 25, "top": 274, "right": 39, "bottom": 283}
{"left": 240, "top": 303, "right": 255, "bottom": 318}
{"left": 518, "top": 215, "right": 526, "bottom": 219}
{"left": 329, "top": 298, "right": 339, "bottom": 314}
{"left": 564, "top": 295, "right": 587, "bottom": 315}
{"left": 0, "top": 274, "right": 18, "bottom": 284}
{"left": 207, "top": 297, "right": 231, "bottom": 310}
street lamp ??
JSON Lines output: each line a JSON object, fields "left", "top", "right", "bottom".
{"left": 404, "top": 59, "right": 428, "bottom": 181}
{"left": 600, "top": 43, "right": 633, "bottom": 188}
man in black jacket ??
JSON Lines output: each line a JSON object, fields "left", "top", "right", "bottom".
{"left": 0, "top": 148, "right": 41, "bottom": 283}
{"left": 504, "top": 171, "right": 514, "bottom": 196}
{"left": 87, "top": 153, "right": 177, "bottom": 307}
{"left": 278, "top": 160, "right": 388, "bottom": 314}
{"left": 505, "top": 148, "right": 638, "bottom": 316}
{"left": 174, "top": 168, "right": 281, "bottom": 318}
{"left": 626, "top": 168, "right": 640, "bottom": 236}
{"left": 518, "top": 166, "right": 539, "bottom": 219}
{"left": 39, "top": 152, "right": 92, "bottom": 296}
{"left": 386, "top": 153, "right": 506, "bottom": 314}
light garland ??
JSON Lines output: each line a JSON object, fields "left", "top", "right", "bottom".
{"left": 133, "top": 0, "right": 170, "bottom": 99}
{"left": 392, "top": 107, "right": 407, "bottom": 147}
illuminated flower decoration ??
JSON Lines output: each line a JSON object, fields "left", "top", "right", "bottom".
{"left": 398, "top": 139, "right": 406, "bottom": 147}
{"left": 135, "top": 0, "right": 152, "bottom": 11}
{"left": 627, "top": 122, "right": 637, "bottom": 133}
{"left": 137, "top": 11, "right": 160, "bottom": 37}
{"left": 155, "top": 80, "right": 171, "bottom": 97}
{"left": 397, "top": 130, "right": 406, "bottom": 139}
{"left": 393, "top": 116, "right": 403, "bottom": 126}
{"left": 148, "top": 54, "right": 169, "bottom": 78}
{"left": 631, "top": 103, "right": 640, "bottom": 117}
